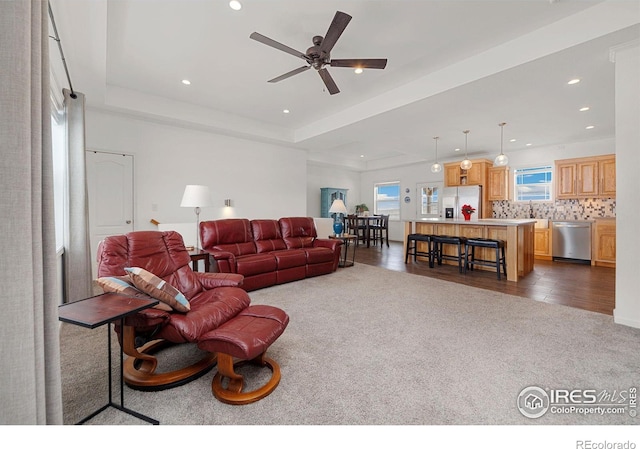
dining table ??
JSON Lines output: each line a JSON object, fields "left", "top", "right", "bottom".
{"left": 357, "top": 215, "right": 382, "bottom": 248}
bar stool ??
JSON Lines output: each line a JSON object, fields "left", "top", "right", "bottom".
{"left": 405, "top": 234, "right": 434, "bottom": 267}
{"left": 464, "top": 238, "right": 507, "bottom": 280}
{"left": 431, "top": 235, "right": 467, "bottom": 273}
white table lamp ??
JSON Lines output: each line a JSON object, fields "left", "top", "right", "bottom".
{"left": 329, "top": 199, "right": 348, "bottom": 236}
{"left": 180, "top": 185, "right": 212, "bottom": 250}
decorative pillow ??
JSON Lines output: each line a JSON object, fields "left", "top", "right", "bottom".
{"left": 124, "top": 267, "right": 191, "bottom": 313}
{"left": 96, "top": 276, "right": 172, "bottom": 312}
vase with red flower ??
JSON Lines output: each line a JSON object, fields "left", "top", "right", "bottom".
{"left": 461, "top": 204, "right": 476, "bottom": 221}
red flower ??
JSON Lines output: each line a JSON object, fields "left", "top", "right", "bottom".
{"left": 461, "top": 204, "right": 476, "bottom": 214}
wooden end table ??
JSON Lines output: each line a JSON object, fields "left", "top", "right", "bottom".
{"left": 188, "top": 249, "right": 211, "bottom": 272}
{"left": 58, "top": 293, "right": 160, "bottom": 425}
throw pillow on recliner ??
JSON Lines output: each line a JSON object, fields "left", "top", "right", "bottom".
{"left": 125, "top": 267, "right": 191, "bottom": 312}
{"left": 96, "top": 276, "right": 173, "bottom": 311}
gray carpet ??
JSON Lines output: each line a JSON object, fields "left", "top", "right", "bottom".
{"left": 60, "top": 263, "right": 640, "bottom": 426}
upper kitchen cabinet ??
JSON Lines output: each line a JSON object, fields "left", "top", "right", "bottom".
{"left": 555, "top": 154, "right": 615, "bottom": 199}
{"left": 487, "top": 166, "right": 510, "bottom": 201}
{"left": 598, "top": 158, "right": 616, "bottom": 197}
{"left": 444, "top": 160, "right": 490, "bottom": 187}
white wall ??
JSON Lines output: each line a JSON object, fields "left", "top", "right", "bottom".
{"left": 613, "top": 41, "right": 639, "bottom": 328}
{"left": 85, "top": 110, "right": 308, "bottom": 229}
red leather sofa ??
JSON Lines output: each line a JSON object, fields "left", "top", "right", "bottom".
{"left": 200, "top": 217, "right": 342, "bottom": 291}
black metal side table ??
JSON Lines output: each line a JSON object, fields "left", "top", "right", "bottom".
{"left": 330, "top": 234, "right": 357, "bottom": 267}
{"left": 58, "top": 293, "right": 160, "bottom": 425}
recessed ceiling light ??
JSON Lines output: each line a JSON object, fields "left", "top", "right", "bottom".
{"left": 579, "top": 106, "right": 590, "bottom": 112}
{"left": 526, "top": 143, "right": 532, "bottom": 147}
{"left": 354, "top": 68, "right": 363, "bottom": 74}
{"left": 586, "top": 125, "right": 595, "bottom": 129}
{"left": 181, "top": 79, "right": 191, "bottom": 85}
{"left": 454, "top": 148, "right": 461, "bottom": 152}
{"left": 567, "top": 78, "right": 581, "bottom": 85}
{"left": 229, "top": 1, "right": 242, "bottom": 11}
{"left": 283, "top": 109, "right": 290, "bottom": 114}
{"left": 509, "top": 138, "right": 517, "bottom": 142}
{"left": 360, "top": 154, "right": 365, "bottom": 158}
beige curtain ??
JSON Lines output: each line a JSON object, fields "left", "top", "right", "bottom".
{"left": 0, "top": 0, "right": 62, "bottom": 424}
{"left": 63, "top": 88, "right": 92, "bottom": 302}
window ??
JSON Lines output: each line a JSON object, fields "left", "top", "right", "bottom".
{"left": 51, "top": 104, "right": 66, "bottom": 251}
{"left": 374, "top": 182, "right": 400, "bottom": 220}
{"left": 514, "top": 166, "right": 553, "bottom": 202}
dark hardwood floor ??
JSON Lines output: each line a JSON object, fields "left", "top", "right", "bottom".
{"left": 352, "top": 240, "right": 616, "bottom": 316}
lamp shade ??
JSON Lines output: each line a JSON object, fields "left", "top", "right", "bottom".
{"left": 328, "top": 199, "right": 348, "bottom": 214}
{"left": 180, "top": 185, "right": 212, "bottom": 208}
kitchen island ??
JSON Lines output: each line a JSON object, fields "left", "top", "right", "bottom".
{"left": 404, "top": 218, "right": 536, "bottom": 282}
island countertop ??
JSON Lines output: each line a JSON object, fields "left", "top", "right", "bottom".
{"left": 405, "top": 218, "right": 537, "bottom": 226}
{"left": 403, "top": 218, "right": 535, "bottom": 282}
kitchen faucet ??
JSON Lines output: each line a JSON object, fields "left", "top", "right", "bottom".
{"left": 529, "top": 201, "right": 535, "bottom": 219}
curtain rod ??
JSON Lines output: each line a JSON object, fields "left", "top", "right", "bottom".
{"left": 48, "top": 1, "right": 76, "bottom": 98}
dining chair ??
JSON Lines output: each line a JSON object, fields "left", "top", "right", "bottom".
{"left": 346, "top": 214, "right": 366, "bottom": 245}
{"left": 371, "top": 214, "right": 390, "bottom": 248}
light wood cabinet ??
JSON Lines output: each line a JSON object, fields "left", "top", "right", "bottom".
{"left": 599, "top": 158, "right": 616, "bottom": 197}
{"left": 592, "top": 219, "right": 616, "bottom": 267}
{"left": 555, "top": 154, "right": 615, "bottom": 199}
{"left": 556, "top": 162, "right": 577, "bottom": 197}
{"left": 488, "top": 166, "right": 510, "bottom": 201}
{"left": 534, "top": 228, "right": 551, "bottom": 260}
{"left": 444, "top": 160, "right": 486, "bottom": 187}
{"left": 444, "top": 159, "right": 492, "bottom": 218}
{"left": 444, "top": 165, "right": 462, "bottom": 187}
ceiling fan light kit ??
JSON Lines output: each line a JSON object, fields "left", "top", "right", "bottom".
{"left": 249, "top": 11, "right": 388, "bottom": 95}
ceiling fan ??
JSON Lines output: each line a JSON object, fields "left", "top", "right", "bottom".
{"left": 249, "top": 11, "right": 387, "bottom": 95}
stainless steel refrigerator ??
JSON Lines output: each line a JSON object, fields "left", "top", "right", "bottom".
{"left": 441, "top": 185, "right": 482, "bottom": 219}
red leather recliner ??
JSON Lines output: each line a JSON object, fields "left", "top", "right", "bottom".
{"left": 97, "top": 230, "right": 280, "bottom": 393}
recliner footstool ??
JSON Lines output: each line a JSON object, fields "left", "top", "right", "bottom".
{"left": 198, "top": 305, "right": 289, "bottom": 405}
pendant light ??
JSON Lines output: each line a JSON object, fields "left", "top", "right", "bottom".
{"left": 494, "top": 122, "right": 509, "bottom": 166}
{"left": 460, "top": 130, "right": 472, "bottom": 170}
{"left": 430, "top": 136, "right": 442, "bottom": 173}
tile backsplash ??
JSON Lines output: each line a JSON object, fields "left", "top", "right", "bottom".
{"left": 492, "top": 198, "right": 616, "bottom": 220}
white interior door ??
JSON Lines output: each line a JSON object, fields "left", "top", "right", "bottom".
{"left": 86, "top": 150, "right": 134, "bottom": 279}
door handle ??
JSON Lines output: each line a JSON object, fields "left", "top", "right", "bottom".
{"left": 126, "top": 220, "right": 132, "bottom": 224}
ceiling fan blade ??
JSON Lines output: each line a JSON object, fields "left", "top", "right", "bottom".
{"left": 250, "top": 32, "right": 309, "bottom": 61}
{"left": 318, "top": 68, "right": 340, "bottom": 95}
{"left": 319, "top": 11, "right": 352, "bottom": 55}
{"left": 330, "top": 59, "right": 388, "bottom": 69}
{"left": 268, "top": 66, "right": 311, "bottom": 83}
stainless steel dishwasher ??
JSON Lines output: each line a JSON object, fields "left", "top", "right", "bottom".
{"left": 552, "top": 221, "right": 592, "bottom": 263}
